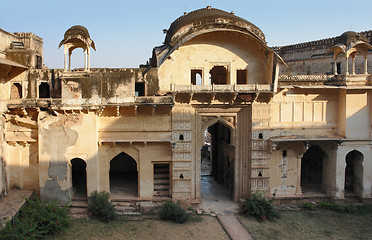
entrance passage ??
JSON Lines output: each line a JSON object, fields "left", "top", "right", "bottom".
{"left": 301, "top": 146, "right": 325, "bottom": 194}
{"left": 345, "top": 150, "right": 363, "bottom": 196}
{"left": 109, "top": 152, "right": 138, "bottom": 198}
{"left": 201, "top": 121, "right": 234, "bottom": 202}
{"left": 71, "top": 158, "right": 87, "bottom": 199}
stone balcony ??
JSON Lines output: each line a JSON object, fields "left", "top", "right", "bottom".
{"left": 279, "top": 74, "right": 371, "bottom": 88}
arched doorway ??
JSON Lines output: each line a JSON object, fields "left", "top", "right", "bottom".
{"left": 109, "top": 152, "right": 138, "bottom": 198}
{"left": 201, "top": 121, "right": 234, "bottom": 201}
{"left": 301, "top": 146, "right": 325, "bottom": 194}
{"left": 71, "top": 158, "right": 87, "bottom": 199}
{"left": 345, "top": 150, "right": 364, "bottom": 197}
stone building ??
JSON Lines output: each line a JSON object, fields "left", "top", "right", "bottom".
{"left": 0, "top": 7, "right": 371, "bottom": 206}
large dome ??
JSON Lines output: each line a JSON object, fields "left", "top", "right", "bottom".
{"left": 164, "top": 7, "right": 266, "bottom": 46}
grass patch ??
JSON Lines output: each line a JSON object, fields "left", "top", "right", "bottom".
{"left": 238, "top": 205, "right": 372, "bottom": 240}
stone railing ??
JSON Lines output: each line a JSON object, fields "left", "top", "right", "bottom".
{"left": 279, "top": 75, "right": 334, "bottom": 81}
{"left": 171, "top": 84, "right": 272, "bottom": 92}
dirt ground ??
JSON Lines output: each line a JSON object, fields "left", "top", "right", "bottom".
{"left": 50, "top": 216, "right": 229, "bottom": 240}
{"left": 238, "top": 208, "right": 372, "bottom": 240}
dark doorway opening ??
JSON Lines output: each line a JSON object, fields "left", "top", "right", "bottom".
{"left": 345, "top": 150, "right": 363, "bottom": 197}
{"left": 201, "top": 121, "right": 234, "bottom": 202}
{"left": 191, "top": 69, "right": 202, "bottom": 85}
{"left": 109, "top": 152, "right": 138, "bottom": 199}
{"left": 39, "top": 82, "right": 50, "bottom": 98}
{"left": 71, "top": 158, "right": 87, "bottom": 199}
{"left": 210, "top": 66, "right": 228, "bottom": 85}
{"left": 301, "top": 146, "right": 325, "bottom": 194}
{"left": 135, "top": 82, "right": 145, "bottom": 96}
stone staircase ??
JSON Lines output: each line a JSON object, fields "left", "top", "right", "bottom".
{"left": 69, "top": 197, "right": 169, "bottom": 218}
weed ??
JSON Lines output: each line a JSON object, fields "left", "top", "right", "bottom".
{"left": 302, "top": 202, "right": 315, "bottom": 210}
{"left": 319, "top": 201, "right": 343, "bottom": 212}
{"left": 344, "top": 203, "right": 357, "bottom": 213}
{"left": 241, "top": 191, "right": 280, "bottom": 222}
{"left": 159, "top": 201, "right": 190, "bottom": 223}
{"left": 88, "top": 191, "right": 116, "bottom": 222}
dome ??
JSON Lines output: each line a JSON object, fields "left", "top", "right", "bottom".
{"left": 164, "top": 7, "right": 266, "bottom": 46}
{"left": 58, "top": 25, "right": 95, "bottom": 50}
{"left": 64, "top": 25, "right": 91, "bottom": 39}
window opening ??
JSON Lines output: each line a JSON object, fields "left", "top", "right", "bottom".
{"left": 10, "top": 83, "right": 22, "bottom": 99}
{"left": 337, "top": 63, "right": 342, "bottom": 74}
{"left": 210, "top": 66, "right": 228, "bottom": 85}
{"left": 135, "top": 82, "right": 145, "bottom": 96}
{"left": 179, "top": 134, "right": 184, "bottom": 140}
{"left": 237, "top": 70, "right": 248, "bottom": 84}
{"left": 36, "top": 55, "right": 42, "bottom": 69}
{"left": 39, "top": 82, "right": 50, "bottom": 98}
{"left": 258, "top": 133, "right": 263, "bottom": 139}
{"left": 191, "top": 69, "right": 202, "bottom": 85}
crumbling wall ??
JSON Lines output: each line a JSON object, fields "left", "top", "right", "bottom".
{"left": 38, "top": 111, "right": 98, "bottom": 203}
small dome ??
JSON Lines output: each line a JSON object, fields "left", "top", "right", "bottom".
{"left": 64, "top": 25, "right": 91, "bottom": 39}
{"left": 335, "top": 31, "right": 368, "bottom": 46}
{"left": 58, "top": 25, "right": 95, "bottom": 50}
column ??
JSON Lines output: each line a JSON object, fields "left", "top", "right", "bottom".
{"left": 352, "top": 57, "right": 356, "bottom": 74}
{"left": 334, "top": 59, "right": 338, "bottom": 75}
{"left": 365, "top": 57, "right": 368, "bottom": 74}
{"left": 68, "top": 53, "right": 71, "bottom": 71}
{"left": 345, "top": 56, "right": 349, "bottom": 75}
{"left": 64, "top": 53, "right": 67, "bottom": 71}
{"left": 296, "top": 155, "right": 302, "bottom": 196}
{"left": 84, "top": 49, "right": 88, "bottom": 71}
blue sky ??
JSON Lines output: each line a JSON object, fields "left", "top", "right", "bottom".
{"left": 1, "top": 0, "right": 371, "bottom": 69}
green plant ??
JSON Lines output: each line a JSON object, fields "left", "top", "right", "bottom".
{"left": 88, "top": 191, "right": 116, "bottom": 222}
{"left": 0, "top": 197, "right": 71, "bottom": 240}
{"left": 344, "top": 203, "right": 357, "bottom": 213}
{"left": 302, "top": 202, "right": 315, "bottom": 210}
{"left": 159, "top": 201, "right": 190, "bottom": 223}
{"left": 241, "top": 191, "right": 280, "bottom": 222}
{"left": 319, "top": 201, "right": 343, "bottom": 212}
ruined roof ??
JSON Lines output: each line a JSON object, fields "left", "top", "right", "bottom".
{"left": 164, "top": 7, "right": 265, "bottom": 46}
{"left": 334, "top": 31, "right": 368, "bottom": 46}
{"left": 58, "top": 25, "right": 96, "bottom": 50}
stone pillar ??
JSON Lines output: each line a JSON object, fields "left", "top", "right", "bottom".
{"left": 365, "top": 57, "right": 368, "bottom": 74}
{"left": 64, "top": 53, "right": 67, "bottom": 71}
{"left": 68, "top": 53, "right": 71, "bottom": 71}
{"left": 334, "top": 59, "right": 338, "bottom": 75}
{"left": 84, "top": 49, "right": 88, "bottom": 71}
{"left": 296, "top": 154, "right": 303, "bottom": 196}
{"left": 345, "top": 57, "right": 349, "bottom": 75}
{"left": 352, "top": 57, "right": 356, "bottom": 74}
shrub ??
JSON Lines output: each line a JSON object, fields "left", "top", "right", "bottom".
{"left": 88, "top": 191, "right": 116, "bottom": 222}
{"left": 0, "top": 197, "right": 71, "bottom": 240}
{"left": 302, "top": 202, "right": 315, "bottom": 210}
{"left": 241, "top": 191, "right": 280, "bottom": 222}
{"left": 159, "top": 201, "right": 190, "bottom": 223}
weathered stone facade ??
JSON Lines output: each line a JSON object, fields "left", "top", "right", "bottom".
{"left": 0, "top": 7, "right": 371, "bottom": 205}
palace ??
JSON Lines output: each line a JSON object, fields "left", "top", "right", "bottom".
{"left": 0, "top": 7, "right": 371, "bottom": 207}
